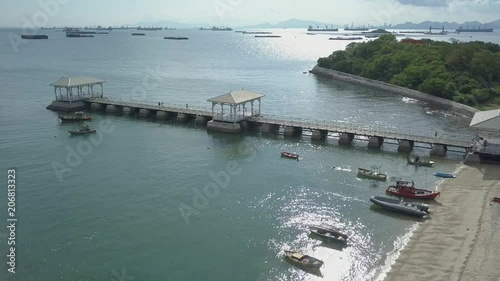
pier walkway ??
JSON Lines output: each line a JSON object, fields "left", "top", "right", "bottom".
{"left": 247, "top": 115, "right": 472, "bottom": 149}
{"left": 84, "top": 97, "right": 473, "bottom": 155}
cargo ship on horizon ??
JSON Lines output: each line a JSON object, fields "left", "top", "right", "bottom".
{"left": 344, "top": 23, "right": 369, "bottom": 31}
{"left": 456, "top": 25, "right": 493, "bottom": 33}
{"left": 307, "top": 25, "right": 338, "bottom": 32}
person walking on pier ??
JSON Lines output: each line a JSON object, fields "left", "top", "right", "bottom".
{"left": 435, "top": 131, "right": 438, "bottom": 138}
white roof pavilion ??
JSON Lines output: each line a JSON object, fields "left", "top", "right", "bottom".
{"left": 50, "top": 77, "right": 106, "bottom": 87}
{"left": 470, "top": 109, "right": 500, "bottom": 130}
{"left": 207, "top": 90, "right": 264, "bottom": 104}
{"left": 50, "top": 76, "right": 105, "bottom": 103}
{"left": 208, "top": 90, "right": 265, "bottom": 123}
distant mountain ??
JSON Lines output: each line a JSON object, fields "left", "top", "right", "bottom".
{"left": 130, "top": 18, "right": 500, "bottom": 30}
{"left": 389, "top": 19, "right": 500, "bottom": 30}
{"left": 241, "top": 18, "right": 336, "bottom": 29}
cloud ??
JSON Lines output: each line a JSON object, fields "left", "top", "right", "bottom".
{"left": 396, "top": 0, "right": 449, "bottom": 7}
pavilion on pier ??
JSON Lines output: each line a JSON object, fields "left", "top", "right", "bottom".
{"left": 46, "top": 76, "right": 105, "bottom": 111}
{"left": 206, "top": 90, "right": 264, "bottom": 133}
{"left": 207, "top": 90, "right": 264, "bottom": 123}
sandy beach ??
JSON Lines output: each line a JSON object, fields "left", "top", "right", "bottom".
{"left": 384, "top": 164, "right": 500, "bottom": 281}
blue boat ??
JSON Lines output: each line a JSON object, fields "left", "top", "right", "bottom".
{"left": 434, "top": 172, "right": 456, "bottom": 178}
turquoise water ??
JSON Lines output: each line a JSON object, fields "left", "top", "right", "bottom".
{"left": 0, "top": 28, "right": 488, "bottom": 281}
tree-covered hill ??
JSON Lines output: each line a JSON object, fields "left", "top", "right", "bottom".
{"left": 317, "top": 35, "right": 500, "bottom": 108}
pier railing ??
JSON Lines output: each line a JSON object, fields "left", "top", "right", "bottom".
{"left": 249, "top": 114, "right": 473, "bottom": 148}
{"left": 85, "top": 98, "right": 473, "bottom": 148}
{"left": 86, "top": 97, "right": 213, "bottom": 116}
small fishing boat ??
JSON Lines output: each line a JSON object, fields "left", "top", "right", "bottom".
{"left": 357, "top": 166, "right": 387, "bottom": 181}
{"left": 164, "top": 37, "right": 189, "bottom": 40}
{"left": 386, "top": 180, "right": 440, "bottom": 199}
{"left": 309, "top": 226, "right": 348, "bottom": 243}
{"left": 281, "top": 152, "right": 299, "bottom": 160}
{"left": 329, "top": 37, "right": 363, "bottom": 40}
{"left": 132, "top": 33, "right": 146, "bottom": 36}
{"left": 434, "top": 172, "right": 456, "bottom": 178}
{"left": 370, "top": 196, "right": 430, "bottom": 218}
{"left": 493, "top": 197, "right": 500, "bottom": 203}
{"left": 283, "top": 251, "right": 324, "bottom": 269}
{"left": 68, "top": 125, "right": 96, "bottom": 135}
{"left": 59, "top": 111, "right": 92, "bottom": 121}
{"left": 255, "top": 35, "right": 281, "bottom": 38}
{"left": 407, "top": 156, "right": 434, "bottom": 167}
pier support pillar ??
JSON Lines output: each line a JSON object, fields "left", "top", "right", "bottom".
{"left": 398, "top": 140, "right": 414, "bottom": 153}
{"left": 464, "top": 152, "right": 481, "bottom": 165}
{"left": 207, "top": 121, "right": 241, "bottom": 133}
{"left": 339, "top": 133, "right": 354, "bottom": 145}
{"left": 311, "top": 130, "right": 328, "bottom": 141}
{"left": 195, "top": 116, "right": 209, "bottom": 125}
{"left": 240, "top": 121, "right": 249, "bottom": 130}
{"left": 368, "top": 137, "right": 384, "bottom": 149}
{"left": 284, "top": 126, "right": 302, "bottom": 137}
{"left": 430, "top": 144, "right": 448, "bottom": 157}
{"left": 122, "top": 107, "right": 134, "bottom": 115}
{"left": 105, "top": 105, "right": 118, "bottom": 113}
{"left": 138, "top": 109, "right": 150, "bottom": 117}
{"left": 176, "top": 113, "right": 187, "bottom": 122}
{"left": 261, "top": 124, "right": 279, "bottom": 134}
{"left": 90, "top": 103, "right": 104, "bottom": 111}
{"left": 156, "top": 111, "right": 167, "bottom": 119}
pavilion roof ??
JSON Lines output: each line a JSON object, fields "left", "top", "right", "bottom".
{"left": 470, "top": 109, "right": 500, "bottom": 130}
{"left": 207, "top": 90, "right": 264, "bottom": 105}
{"left": 50, "top": 77, "right": 105, "bottom": 87}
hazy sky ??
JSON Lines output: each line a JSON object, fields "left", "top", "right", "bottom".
{"left": 1, "top": 0, "right": 499, "bottom": 27}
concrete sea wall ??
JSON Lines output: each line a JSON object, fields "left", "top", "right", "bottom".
{"left": 310, "top": 65, "right": 478, "bottom": 117}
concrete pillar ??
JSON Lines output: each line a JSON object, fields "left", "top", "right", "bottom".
{"left": 240, "top": 121, "right": 249, "bottom": 130}
{"left": 176, "top": 113, "right": 187, "bottom": 122}
{"left": 339, "top": 133, "right": 354, "bottom": 145}
{"left": 261, "top": 124, "right": 279, "bottom": 134}
{"left": 195, "top": 116, "right": 208, "bottom": 125}
{"left": 464, "top": 152, "right": 481, "bottom": 165}
{"left": 312, "top": 130, "right": 328, "bottom": 141}
{"left": 398, "top": 140, "right": 414, "bottom": 153}
{"left": 207, "top": 120, "right": 241, "bottom": 133}
{"left": 284, "top": 126, "right": 303, "bottom": 137}
{"left": 138, "top": 109, "right": 150, "bottom": 117}
{"left": 90, "top": 103, "right": 104, "bottom": 111}
{"left": 156, "top": 111, "right": 167, "bottom": 119}
{"left": 122, "top": 107, "right": 134, "bottom": 115}
{"left": 430, "top": 144, "right": 447, "bottom": 157}
{"left": 368, "top": 136, "right": 384, "bottom": 149}
{"left": 105, "top": 105, "right": 118, "bottom": 113}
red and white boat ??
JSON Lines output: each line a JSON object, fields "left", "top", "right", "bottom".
{"left": 386, "top": 181, "right": 440, "bottom": 200}
{"left": 281, "top": 152, "right": 299, "bottom": 160}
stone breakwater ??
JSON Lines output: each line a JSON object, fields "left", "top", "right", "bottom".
{"left": 310, "top": 65, "right": 478, "bottom": 118}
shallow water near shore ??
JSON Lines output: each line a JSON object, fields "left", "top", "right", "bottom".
{"left": 0, "top": 28, "right": 490, "bottom": 280}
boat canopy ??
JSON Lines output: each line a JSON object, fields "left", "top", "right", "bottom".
{"left": 470, "top": 109, "right": 500, "bottom": 130}
{"left": 291, "top": 253, "right": 303, "bottom": 259}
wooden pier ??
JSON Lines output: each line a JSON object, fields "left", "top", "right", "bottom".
{"left": 83, "top": 97, "right": 473, "bottom": 156}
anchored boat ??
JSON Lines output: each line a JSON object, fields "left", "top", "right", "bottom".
{"left": 283, "top": 251, "right": 324, "bottom": 269}
{"left": 59, "top": 111, "right": 91, "bottom": 121}
{"left": 68, "top": 125, "right": 96, "bottom": 135}
{"left": 386, "top": 180, "right": 440, "bottom": 199}
{"left": 357, "top": 166, "right": 387, "bottom": 181}
{"left": 309, "top": 226, "right": 348, "bottom": 243}
{"left": 434, "top": 172, "right": 455, "bottom": 178}
{"left": 407, "top": 156, "right": 434, "bottom": 167}
{"left": 281, "top": 152, "right": 299, "bottom": 160}
{"left": 370, "top": 196, "right": 430, "bottom": 218}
